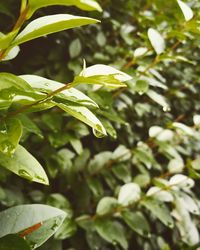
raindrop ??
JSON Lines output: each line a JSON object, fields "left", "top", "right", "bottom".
{"left": 92, "top": 128, "right": 106, "bottom": 138}
{"left": 18, "top": 169, "right": 33, "bottom": 181}
{"left": 163, "top": 106, "right": 171, "bottom": 112}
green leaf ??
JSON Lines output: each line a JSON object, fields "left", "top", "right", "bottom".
{"left": 56, "top": 102, "right": 107, "bottom": 137}
{"left": 28, "top": 0, "right": 102, "bottom": 17}
{"left": 0, "top": 31, "right": 17, "bottom": 50}
{"left": 0, "top": 235, "right": 31, "bottom": 250}
{"left": 147, "top": 90, "right": 170, "bottom": 110}
{"left": 177, "top": 0, "right": 193, "bottom": 21}
{"left": 69, "top": 38, "right": 82, "bottom": 58}
{"left": 141, "top": 198, "right": 174, "bottom": 228}
{"left": 122, "top": 210, "right": 151, "bottom": 237}
{"left": 0, "top": 73, "right": 33, "bottom": 92}
{"left": 20, "top": 75, "right": 98, "bottom": 107}
{"left": 148, "top": 28, "right": 165, "bottom": 55}
{"left": 0, "top": 118, "right": 22, "bottom": 156}
{"left": 76, "top": 64, "right": 132, "bottom": 88}
{"left": 96, "top": 197, "right": 118, "bottom": 215}
{"left": 12, "top": 14, "right": 99, "bottom": 46}
{"left": 0, "top": 204, "right": 67, "bottom": 249}
{"left": 95, "top": 218, "right": 128, "bottom": 249}
{"left": 118, "top": 183, "right": 141, "bottom": 206}
{"left": 0, "top": 145, "right": 49, "bottom": 185}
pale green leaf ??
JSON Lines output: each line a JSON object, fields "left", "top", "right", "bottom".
{"left": 96, "top": 197, "right": 118, "bottom": 215}
{"left": 118, "top": 183, "right": 141, "bottom": 206}
{"left": 12, "top": 14, "right": 99, "bottom": 46}
{"left": 55, "top": 102, "right": 107, "bottom": 136}
{"left": 148, "top": 28, "right": 165, "bottom": 55}
{"left": 0, "top": 204, "right": 67, "bottom": 249}
{"left": 20, "top": 75, "right": 98, "bottom": 107}
{"left": 177, "top": 0, "right": 193, "bottom": 21}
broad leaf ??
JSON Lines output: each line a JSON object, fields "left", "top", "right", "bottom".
{"left": 148, "top": 28, "right": 165, "bottom": 55}
{"left": 118, "top": 183, "right": 141, "bottom": 206}
{"left": 76, "top": 64, "right": 132, "bottom": 88}
{"left": 177, "top": 0, "right": 193, "bottom": 21}
{"left": 20, "top": 75, "right": 98, "bottom": 107}
{"left": 0, "top": 145, "right": 49, "bottom": 185}
{"left": 141, "top": 198, "right": 174, "bottom": 228}
{"left": 0, "top": 204, "right": 67, "bottom": 249}
{"left": 56, "top": 102, "right": 107, "bottom": 137}
{"left": 122, "top": 210, "right": 151, "bottom": 237}
{"left": 96, "top": 197, "right": 118, "bottom": 215}
{"left": 95, "top": 218, "right": 128, "bottom": 249}
{"left": 12, "top": 14, "right": 99, "bottom": 46}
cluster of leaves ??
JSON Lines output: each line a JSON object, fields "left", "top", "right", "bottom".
{"left": 0, "top": 0, "right": 200, "bottom": 249}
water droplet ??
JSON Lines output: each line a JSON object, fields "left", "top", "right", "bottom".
{"left": 92, "top": 125, "right": 106, "bottom": 138}
{"left": 163, "top": 106, "right": 171, "bottom": 112}
{"left": 18, "top": 169, "right": 33, "bottom": 181}
{"left": 138, "top": 91, "right": 144, "bottom": 95}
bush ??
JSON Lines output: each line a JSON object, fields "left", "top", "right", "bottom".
{"left": 0, "top": 0, "right": 199, "bottom": 249}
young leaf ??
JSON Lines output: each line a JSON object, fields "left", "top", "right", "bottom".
{"left": 147, "top": 28, "right": 165, "bottom": 55}
{"left": 56, "top": 102, "right": 107, "bottom": 137}
{"left": 0, "top": 204, "right": 67, "bottom": 249}
{"left": 80, "top": 64, "right": 132, "bottom": 82}
{"left": 28, "top": 0, "right": 102, "bottom": 18}
{"left": 12, "top": 14, "right": 99, "bottom": 46}
{"left": 122, "top": 210, "right": 151, "bottom": 237}
{"left": 177, "top": 0, "right": 193, "bottom": 21}
{"left": 0, "top": 145, "right": 49, "bottom": 185}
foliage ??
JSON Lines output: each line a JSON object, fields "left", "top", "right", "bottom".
{"left": 0, "top": 0, "right": 200, "bottom": 249}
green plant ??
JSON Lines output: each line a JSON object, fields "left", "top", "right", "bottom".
{"left": 0, "top": 0, "right": 200, "bottom": 249}
{"left": 0, "top": 0, "right": 131, "bottom": 248}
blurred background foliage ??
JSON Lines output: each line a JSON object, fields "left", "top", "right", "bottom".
{"left": 0, "top": 0, "right": 200, "bottom": 249}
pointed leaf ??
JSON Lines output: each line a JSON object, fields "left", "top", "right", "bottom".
{"left": 177, "top": 0, "right": 193, "bottom": 21}
{"left": 148, "top": 28, "right": 165, "bottom": 55}
{"left": 20, "top": 75, "right": 98, "bottom": 107}
{"left": 0, "top": 145, "right": 49, "bottom": 185}
{"left": 12, "top": 14, "right": 99, "bottom": 46}
{"left": 0, "top": 204, "right": 67, "bottom": 249}
{"left": 56, "top": 102, "right": 107, "bottom": 136}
